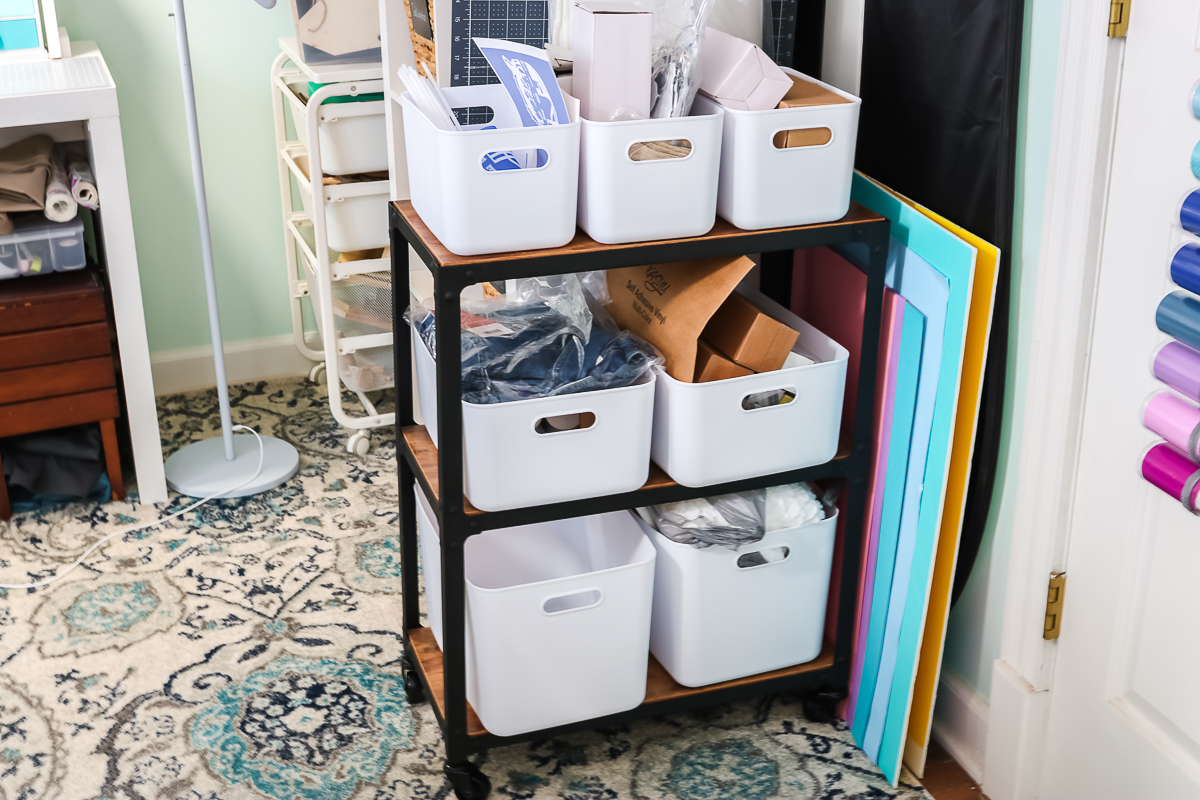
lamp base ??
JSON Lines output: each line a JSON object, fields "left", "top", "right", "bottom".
{"left": 165, "top": 434, "right": 300, "bottom": 499}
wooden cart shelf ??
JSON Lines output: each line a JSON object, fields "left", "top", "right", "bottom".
{"left": 407, "top": 626, "right": 836, "bottom": 739}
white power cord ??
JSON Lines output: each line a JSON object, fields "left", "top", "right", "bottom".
{"left": 0, "top": 426, "right": 266, "bottom": 591}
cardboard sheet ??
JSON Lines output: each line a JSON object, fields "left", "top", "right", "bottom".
{"left": 850, "top": 173, "right": 977, "bottom": 785}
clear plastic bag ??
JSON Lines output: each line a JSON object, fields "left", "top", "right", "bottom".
{"left": 638, "top": 481, "right": 830, "bottom": 550}
{"left": 405, "top": 273, "right": 662, "bottom": 405}
{"left": 633, "top": 0, "right": 716, "bottom": 118}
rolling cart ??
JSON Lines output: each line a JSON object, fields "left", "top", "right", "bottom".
{"left": 389, "top": 200, "right": 890, "bottom": 800}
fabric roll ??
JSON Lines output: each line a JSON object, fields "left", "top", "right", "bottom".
{"left": 1154, "top": 340, "right": 1200, "bottom": 399}
{"left": 0, "top": 135, "right": 53, "bottom": 219}
{"left": 1181, "top": 189, "right": 1200, "bottom": 235}
{"left": 1172, "top": 243, "right": 1200, "bottom": 295}
{"left": 1143, "top": 391, "right": 1200, "bottom": 460}
{"left": 1155, "top": 290, "right": 1200, "bottom": 351}
{"left": 1142, "top": 441, "right": 1200, "bottom": 510}
{"left": 68, "top": 158, "right": 99, "bottom": 209}
{"left": 43, "top": 152, "right": 77, "bottom": 223}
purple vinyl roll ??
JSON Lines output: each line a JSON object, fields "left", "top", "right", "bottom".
{"left": 1142, "top": 442, "right": 1200, "bottom": 511}
{"left": 1153, "top": 340, "right": 1200, "bottom": 400}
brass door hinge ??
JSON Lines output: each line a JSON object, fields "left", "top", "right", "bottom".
{"left": 1044, "top": 572, "right": 1067, "bottom": 640}
{"left": 1108, "top": 0, "right": 1130, "bottom": 37}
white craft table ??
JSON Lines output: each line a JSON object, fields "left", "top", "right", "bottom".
{"left": 0, "top": 42, "right": 167, "bottom": 504}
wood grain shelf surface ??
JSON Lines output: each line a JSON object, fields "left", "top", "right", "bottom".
{"left": 401, "top": 424, "right": 849, "bottom": 517}
{"left": 407, "top": 626, "right": 835, "bottom": 739}
{"left": 393, "top": 200, "right": 884, "bottom": 269}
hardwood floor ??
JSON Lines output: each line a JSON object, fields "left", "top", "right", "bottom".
{"left": 920, "top": 740, "right": 989, "bottom": 800}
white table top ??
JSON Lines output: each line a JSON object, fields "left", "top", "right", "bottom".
{"left": 0, "top": 42, "right": 113, "bottom": 100}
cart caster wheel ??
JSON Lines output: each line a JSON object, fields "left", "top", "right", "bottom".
{"left": 403, "top": 664, "right": 425, "bottom": 704}
{"left": 347, "top": 431, "right": 371, "bottom": 456}
{"left": 445, "top": 762, "right": 490, "bottom": 800}
{"left": 308, "top": 362, "right": 326, "bottom": 384}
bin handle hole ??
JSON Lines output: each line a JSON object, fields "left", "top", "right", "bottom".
{"left": 480, "top": 148, "right": 550, "bottom": 172}
{"left": 543, "top": 588, "right": 603, "bottom": 615}
{"left": 741, "top": 388, "right": 796, "bottom": 411}
{"left": 535, "top": 412, "right": 596, "bottom": 434}
{"left": 737, "top": 546, "right": 790, "bottom": 568}
{"left": 628, "top": 139, "right": 692, "bottom": 161}
{"left": 772, "top": 127, "right": 833, "bottom": 149}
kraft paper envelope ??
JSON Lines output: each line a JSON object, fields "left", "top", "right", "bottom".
{"left": 606, "top": 256, "right": 756, "bottom": 381}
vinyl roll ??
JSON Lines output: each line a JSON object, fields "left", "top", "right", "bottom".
{"left": 1155, "top": 290, "right": 1200, "bottom": 351}
{"left": 1181, "top": 189, "right": 1200, "bottom": 235}
{"left": 43, "top": 156, "right": 76, "bottom": 223}
{"left": 1142, "top": 441, "right": 1200, "bottom": 510}
{"left": 1171, "top": 243, "right": 1200, "bottom": 294}
{"left": 68, "top": 159, "right": 99, "bottom": 209}
{"left": 1154, "top": 340, "right": 1200, "bottom": 399}
{"left": 1143, "top": 391, "right": 1200, "bottom": 460}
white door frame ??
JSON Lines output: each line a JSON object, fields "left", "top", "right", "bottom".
{"left": 983, "top": 2, "right": 1126, "bottom": 798}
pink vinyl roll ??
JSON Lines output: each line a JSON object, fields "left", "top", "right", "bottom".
{"left": 1143, "top": 391, "right": 1200, "bottom": 460}
{"left": 1153, "top": 340, "right": 1200, "bottom": 400}
{"left": 1142, "top": 442, "right": 1200, "bottom": 511}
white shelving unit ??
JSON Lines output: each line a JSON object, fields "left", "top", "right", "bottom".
{"left": 270, "top": 37, "right": 394, "bottom": 456}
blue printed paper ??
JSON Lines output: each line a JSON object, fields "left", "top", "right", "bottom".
{"left": 474, "top": 38, "right": 570, "bottom": 127}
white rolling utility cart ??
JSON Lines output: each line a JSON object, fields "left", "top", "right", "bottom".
{"left": 270, "top": 37, "right": 395, "bottom": 455}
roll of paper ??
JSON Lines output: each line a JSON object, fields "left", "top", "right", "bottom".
{"left": 1154, "top": 340, "right": 1200, "bottom": 399}
{"left": 1172, "top": 243, "right": 1200, "bottom": 295}
{"left": 1143, "top": 391, "right": 1200, "bottom": 460}
{"left": 68, "top": 159, "right": 99, "bottom": 209}
{"left": 43, "top": 155, "right": 77, "bottom": 223}
{"left": 1181, "top": 189, "right": 1200, "bottom": 235}
{"left": 1155, "top": 290, "right": 1200, "bottom": 351}
{"left": 1142, "top": 441, "right": 1200, "bottom": 510}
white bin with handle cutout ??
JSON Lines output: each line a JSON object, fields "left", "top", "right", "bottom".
{"left": 578, "top": 106, "right": 724, "bottom": 244}
{"left": 287, "top": 84, "right": 389, "bottom": 176}
{"left": 651, "top": 282, "right": 848, "bottom": 487}
{"left": 693, "top": 68, "right": 860, "bottom": 230}
{"left": 415, "top": 485, "right": 656, "bottom": 736}
{"left": 414, "top": 333, "right": 656, "bottom": 511}
{"left": 634, "top": 504, "right": 837, "bottom": 687}
{"left": 401, "top": 85, "right": 580, "bottom": 256}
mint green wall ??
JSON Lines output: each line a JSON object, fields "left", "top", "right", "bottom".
{"left": 57, "top": 0, "right": 297, "bottom": 353}
{"left": 941, "top": 0, "right": 1062, "bottom": 698}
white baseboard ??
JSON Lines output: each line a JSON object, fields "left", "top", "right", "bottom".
{"left": 150, "top": 333, "right": 316, "bottom": 396}
{"left": 931, "top": 667, "right": 989, "bottom": 784}
{"left": 983, "top": 659, "right": 1051, "bottom": 800}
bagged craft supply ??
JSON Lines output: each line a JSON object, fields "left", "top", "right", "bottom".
{"left": 407, "top": 272, "right": 662, "bottom": 404}
{"left": 637, "top": 481, "right": 826, "bottom": 550}
{"left": 636, "top": 0, "right": 715, "bottom": 117}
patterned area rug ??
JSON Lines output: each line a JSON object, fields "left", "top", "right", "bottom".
{"left": 0, "top": 377, "right": 931, "bottom": 800}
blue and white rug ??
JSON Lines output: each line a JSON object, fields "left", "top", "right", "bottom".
{"left": 0, "top": 377, "right": 931, "bottom": 800}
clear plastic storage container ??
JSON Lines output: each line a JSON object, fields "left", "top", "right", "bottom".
{"left": 651, "top": 283, "right": 849, "bottom": 487}
{"left": 635, "top": 506, "right": 837, "bottom": 687}
{"left": 416, "top": 485, "right": 656, "bottom": 736}
{"left": 0, "top": 217, "right": 86, "bottom": 279}
{"left": 414, "top": 334, "right": 656, "bottom": 511}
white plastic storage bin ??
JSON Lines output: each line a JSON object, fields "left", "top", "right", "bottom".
{"left": 578, "top": 106, "right": 724, "bottom": 244}
{"left": 414, "top": 334, "right": 655, "bottom": 511}
{"left": 288, "top": 85, "right": 389, "bottom": 175}
{"left": 415, "top": 485, "right": 656, "bottom": 736}
{"left": 0, "top": 217, "right": 85, "bottom": 279}
{"left": 289, "top": 147, "right": 389, "bottom": 252}
{"left": 401, "top": 85, "right": 580, "bottom": 256}
{"left": 692, "top": 68, "right": 860, "bottom": 230}
{"left": 652, "top": 284, "right": 848, "bottom": 486}
{"left": 634, "top": 506, "right": 837, "bottom": 687}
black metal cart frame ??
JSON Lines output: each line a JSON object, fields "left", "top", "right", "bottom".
{"left": 389, "top": 201, "right": 890, "bottom": 800}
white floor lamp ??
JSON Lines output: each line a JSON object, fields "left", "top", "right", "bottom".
{"left": 163, "top": 0, "right": 301, "bottom": 498}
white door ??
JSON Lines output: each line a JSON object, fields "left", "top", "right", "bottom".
{"left": 1040, "top": 2, "right": 1200, "bottom": 798}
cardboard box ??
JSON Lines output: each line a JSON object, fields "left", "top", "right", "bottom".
{"left": 771, "top": 75, "right": 851, "bottom": 148}
{"left": 702, "top": 291, "right": 800, "bottom": 372}
{"left": 573, "top": 1, "right": 652, "bottom": 121}
{"left": 606, "top": 256, "right": 757, "bottom": 381}
{"left": 697, "top": 28, "right": 791, "bottom": 112}
{"left": 694, "top": 339, "right": 754, "bottom": 382}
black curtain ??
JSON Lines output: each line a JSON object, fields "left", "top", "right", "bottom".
{"left": 815, "top": 1, "right": 1025, "bottom": 604}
